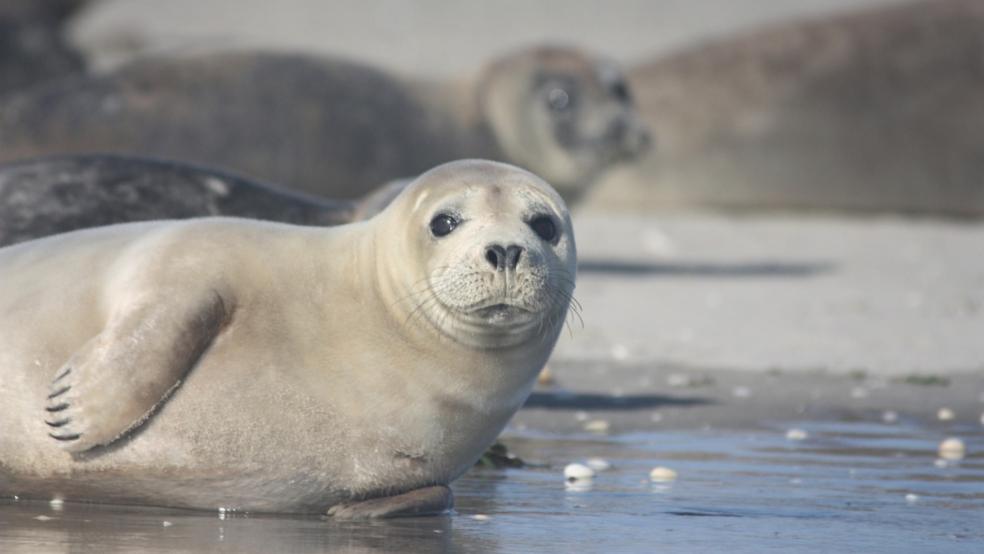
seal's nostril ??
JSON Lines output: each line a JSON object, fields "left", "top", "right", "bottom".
{"left": 485, "top": 244, "right": 521, "bottom": 271}
{"left": 505, "top": 245, "right": 524, "bottom": 270}
{"left": 485, "top": 246, "right": 502, "bottom": 269}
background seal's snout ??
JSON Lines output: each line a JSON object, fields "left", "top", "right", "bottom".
{"left": 484, "top": 244, "right": 525, "bottom": 271}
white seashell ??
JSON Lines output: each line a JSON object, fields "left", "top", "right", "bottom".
{"left": 649, "top": 466, "right": 678, "bottom": 482}
{"left": 564, "top": 463, "right": 596, "bottom": 481}
{"left": 785, "top": 429, "right": 808, "bottom": 441}
{"left": 938, "top": 437, "right": 966, "bottom": 461}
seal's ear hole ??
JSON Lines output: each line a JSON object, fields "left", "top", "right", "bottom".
{"left": 429, "top": 213, "right": 459, "bottom": 238}
{"left": 529, "top": 215, "right": 558, "bottom": 242}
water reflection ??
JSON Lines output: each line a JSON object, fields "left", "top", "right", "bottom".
{"left": 0, "top": 500, "right": 468, "bottom": 554}
{"left": 1, "top": 418, "right": 981, "bottom": 553}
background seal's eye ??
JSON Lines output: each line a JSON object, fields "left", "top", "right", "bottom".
{"left": 546, "top": 88, "right": 571, "bottom": 111}
{"left": 529, "top": 215, "right": 557, "bottom": 242}
{"left": 429, "top": 214, "right": 458, "bottom": 237}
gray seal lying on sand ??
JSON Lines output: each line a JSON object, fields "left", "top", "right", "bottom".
{"left": 0, "top": 155, "right": 356, "bottom": 248}
{"left": 595, "top": 0, "right": 984, "bottom": 217}
{"left": 0, "top": 159, "right": 576, "bottom": 517}
{"left": 0, "top": 46, "right": 650, "bottom": 202}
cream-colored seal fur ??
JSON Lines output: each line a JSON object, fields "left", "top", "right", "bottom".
{"left": 0, "top": 159, "right": 576, "bottom": 517}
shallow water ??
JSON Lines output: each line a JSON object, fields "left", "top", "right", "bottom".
{"left": 1, "top": 418, "right": 981, "bottom": 553}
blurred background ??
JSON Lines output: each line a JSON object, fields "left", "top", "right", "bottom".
{"left": 15, "top": 0, "right": 971, "bottom": 218}
{"left": 68, "top": 0, "right": 905, "bottom": 74}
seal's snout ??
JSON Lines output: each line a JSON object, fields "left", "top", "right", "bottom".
{"left": 612, "top": 116, "right": 653, "bottom": 158}
{"left": 484, "top": 244, "right": 524, "bottom": 271}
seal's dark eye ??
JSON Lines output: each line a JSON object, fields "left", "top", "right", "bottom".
{"left": 546, "top": 88, "right": 571, "bottom": 111}
{"left": 529, "top": 216, "right": 557, "bottom": 242}
{"left": 429, "top": 214, "right": 458, "bottom": 237}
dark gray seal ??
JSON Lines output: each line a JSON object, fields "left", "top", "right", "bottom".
{"left": 0, "top": 0, "right": 87, "bottom": 96}
{"left": 0, "top": 155, "right": 354, "bottom": 247}
{"left": 0, "top": 46, "right": 650, "bottom": 202}
{"left": 598, "top": 0, "right": 984, "bottom": 217}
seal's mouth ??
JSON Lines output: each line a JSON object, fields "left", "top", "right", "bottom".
{"left": 467, "top": 302, "right": 535, "bottom": 326}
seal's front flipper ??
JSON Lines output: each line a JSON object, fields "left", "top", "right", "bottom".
{"left": 326, "top": 486, "right": 453, "bottom": 519}
{"left": 44, "top": 290, "right": 230, "bottom": 453}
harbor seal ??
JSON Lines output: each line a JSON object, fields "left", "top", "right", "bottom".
{"left": 0, "top": 159, "right": 576, "bottom": 517}
{"left": 0, "top": 46, "right": 649, "bottom": 202}
{"left": 593, "top": 0, "right": 984, "bottom": 217}
{"left": 0, "top": 155, "right": 356, "bottom": 247}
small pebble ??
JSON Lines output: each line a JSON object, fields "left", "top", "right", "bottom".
{"left": 938, "top": 437, "right": 966, "bottom": 461}
{"left": 905, "top": 493, "right": 919, "bottom": 504}
{"left": 786, "top": 429, "right": 808, "bottom": 441}
{"left": 574, "top": 410, "right": 589, "bottom": 422}
{"left": 162, "top": 521, "right": 173, "bottom": 527}
{"left": 583, "top": 419, "right": 610, "bottom": 434}
{"left": 881, "top": 410, "right": 898, "bottom": 424}
{"left": 649, "top": 466, "right": 678, "bottom": 482}
{"left": 536, "top": 366, "right": 555, "bottom": 386}
{"left": 731, "top": 386, "right": 751, "bottom": 398}
{"left": 585, "top": 458, "right": 612, "bottom": 472}
{"left": 937, "top": 408, "right": 955, "bottom": 421}
{"left": 611, "top": 344, "right": 630, "bottom": 362}
{"left": 34, "top": 515, "right": 53, "bottom": 521}
{"left": 471, "top": 514, "right": 490, "bottom": 521}
{"left": 564, "top": 463, "right": 596, "bottom": 481}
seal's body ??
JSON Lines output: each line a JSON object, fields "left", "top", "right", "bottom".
{"left": 0, "top": 155, "right": 354, "bottom": 248}
{"left": 0, "top": 47, "right": 649, "bottom": 202}
{"left": 0, "top": 160, "right": 576, "bottom": 516}
{"left": 601, "top": 0, "right": 984, "bottom": 216}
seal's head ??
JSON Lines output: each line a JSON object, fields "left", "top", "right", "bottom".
{"left": 376, "top": 159, "right": 576, "bottom": 350}
{"left": 479, "top": 46, "right": 652, "bottom": 201}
